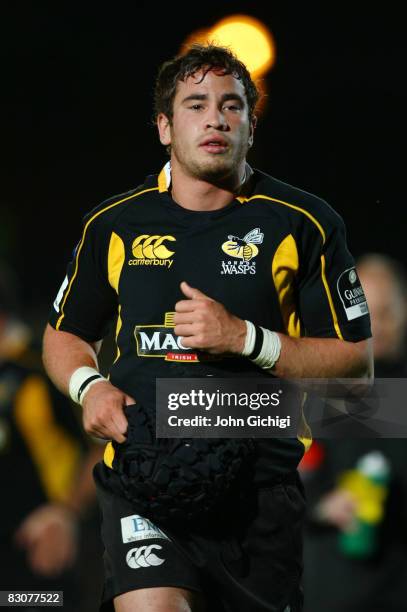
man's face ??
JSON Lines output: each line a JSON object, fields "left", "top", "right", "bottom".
{"left": 157, "top": 69, "right": 255, "bottom": 183}
{"left": 358, "top": 266, "right": 406, "bottom": 360}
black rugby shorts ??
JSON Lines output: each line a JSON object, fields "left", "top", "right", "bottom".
{"left": 94, "top": 463, "right": 305, "bottom": 612}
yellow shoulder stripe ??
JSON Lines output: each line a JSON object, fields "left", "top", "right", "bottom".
{"left": 56, "top": 187, "right": 158, "bottom": 330}
{"left": 242, "top": 193, "right": 343, "bottom": 340}
{"left": 238, "top": 194, "right": 327, "bottom": 243}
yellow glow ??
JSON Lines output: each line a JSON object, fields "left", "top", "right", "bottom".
{"left": 180, "top": 15, "right": 276, "bottom": 116}
{"left": 208, "top": 15, "right": 275, "bottom": 77}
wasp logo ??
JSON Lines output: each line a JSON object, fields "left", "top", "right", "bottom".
{"left": 221, "top": 228, "right": 264, "bottom": 261}
{"left": 128, "top": 235, "right": 176, "bottom": 269}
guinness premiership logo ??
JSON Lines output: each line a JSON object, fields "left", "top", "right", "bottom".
{"left": 128, "top": 234, "right": 176, "bottom": 269}
{"left": 337, "top": 267, "right": 369, "bottom": 320}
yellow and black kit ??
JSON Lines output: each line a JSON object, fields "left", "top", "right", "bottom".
{"left": 49, "top": 165, "right": 371, "bottom": 484}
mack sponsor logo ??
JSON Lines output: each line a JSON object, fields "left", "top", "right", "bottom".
{"left": 128, "top": 234, "right": 176, "bottom": 268}
{"left": 135, "top": 312, "right": 199, "bottom": 362}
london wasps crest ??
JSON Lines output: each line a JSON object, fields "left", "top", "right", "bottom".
{"left": 221, "top": 228, "right": 264, "bottom": 275}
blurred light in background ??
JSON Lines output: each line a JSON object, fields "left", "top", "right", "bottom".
{"left": 208, "top": 15, "right": 275, "bottom": 77}
{"left": 181, "top": 14, "right": 276, "bottom": 115}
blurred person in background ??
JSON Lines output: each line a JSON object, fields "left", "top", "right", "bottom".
{"left": 0, "top": 262, "right": 103, "bottom": 611}
{"left": 301, "top": 253, "right": 407, "bottom": 612}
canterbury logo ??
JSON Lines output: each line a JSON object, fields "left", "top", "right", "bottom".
{"left": 132, "top": 235, "right": 175, "bottom": 259}
{"left": 126, "top": 545, "right": 165, "bottom": 569}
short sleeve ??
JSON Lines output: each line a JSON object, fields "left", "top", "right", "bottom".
{"left": 297, "top": 206, "right": 371, "bottom": 342}
{"left": 48, "top": 212, "right": 117, "bottom": 342}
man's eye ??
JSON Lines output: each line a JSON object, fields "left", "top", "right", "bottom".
{"left": 190, "top": 104, "right": 204, "bottom": 110}
{"left": 223, "top": 104, "right": 242, "bottom": 112}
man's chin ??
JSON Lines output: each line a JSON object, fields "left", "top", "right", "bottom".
{"left": 190, "top": 158, "right": 234, "bottom": 183}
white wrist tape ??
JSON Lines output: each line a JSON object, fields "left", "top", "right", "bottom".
{"left": 252, "top": 327, "right": 281, "bottom": 369}
{"left": 241, "top": 320, "right": 256, "bottom": 356}
{"left": 241, "top": 321, "right": 282, "bottom": 369}
{"left": 69, "top": 366, "right": 106, "bottom": 405}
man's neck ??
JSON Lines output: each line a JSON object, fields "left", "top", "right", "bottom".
{"left": 169, "top": 159, "right": 249, "bottom": 212}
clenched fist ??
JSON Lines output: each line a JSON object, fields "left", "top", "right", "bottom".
{"left": 82, "top": 380, "right": 135, "bottom": 443}
{"left": 174, "top": 281, "right": 246, "bottom": 355}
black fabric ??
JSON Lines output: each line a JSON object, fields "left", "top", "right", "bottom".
{"left": 249, "top": 324, "right": 264, "bottom": 360}
{"left": 49, "top": 168, "right": 372, "bottom": 346}
{"left": 48, "top": 166, "right": 372, "bottom": 485}
{"left": 94, "top": 465, "right": 305, "bottom": 611}
{"left": 77, "top": 373, "right": 103, "bottom": 401}
{"left": 111, "top": 404, "right": 254, "bottom": 524}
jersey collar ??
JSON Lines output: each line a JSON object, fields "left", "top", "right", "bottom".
{"left": 157, "top": 160, "right": 254, "bottom": 202}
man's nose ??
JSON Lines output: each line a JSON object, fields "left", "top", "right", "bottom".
{"left": 205, "top": 107, "right": 228, "bottom": 130}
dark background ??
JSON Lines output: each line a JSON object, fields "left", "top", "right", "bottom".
{"left": 2, "top": 4, "right": 405, "bottom": 327}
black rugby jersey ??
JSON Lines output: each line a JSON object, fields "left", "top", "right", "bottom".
{"left": 49, "top": 164, "right": 371, "bottom": 482}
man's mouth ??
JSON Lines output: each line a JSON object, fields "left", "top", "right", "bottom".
{"left": 200, "top": 137, "right": 229, "bottom": 154}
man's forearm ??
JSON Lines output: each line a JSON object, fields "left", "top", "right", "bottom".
{"left": 270, "top": 335, "right": 373, "bottom": 379}
{"left": 42, "top": 323, "right": 100, "bottom": 396}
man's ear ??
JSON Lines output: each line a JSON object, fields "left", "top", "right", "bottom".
{"left": 157, "top": 113, "right": 171, "bottom": 146}
{"left": 248, "top": 115, "right": 257, "bottom": 148}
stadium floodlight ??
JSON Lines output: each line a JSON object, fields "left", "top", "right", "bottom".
{"left": 182, "top": 14, "right": 276, "bottom": 79}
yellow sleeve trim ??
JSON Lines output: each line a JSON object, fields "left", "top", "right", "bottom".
{"left": 320, "top": 254, "right": 343, "bottom": 339}
{"left": 56, "top": 187, "right": 158, "bottom": 330}
{"left": 113, "top": 305, "right": 123, "bottom": 364}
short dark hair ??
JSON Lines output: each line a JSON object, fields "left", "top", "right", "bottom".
{"left": 153, "top": 43, "right": 259, "bottom": 123}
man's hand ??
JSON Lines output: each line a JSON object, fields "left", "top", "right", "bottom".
{"left": 314, "top": 489, "right": 358, "bottom": 532}
{"left": 82, "top": 380, "right": 135, "bottom": 443}
{"left": 14, "top": 503, "right": 78, "bottom": 577}
{"left": 174, "top": 281, "right": 246, "bottom": 354}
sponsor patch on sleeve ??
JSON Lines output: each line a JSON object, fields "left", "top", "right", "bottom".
{"left": 121, "top": 514, "right": 169, "bottom": 544}
{"left": 337, "top": 267, "right": 369, "bottom": 320}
